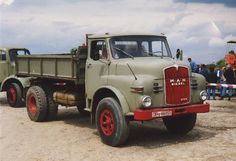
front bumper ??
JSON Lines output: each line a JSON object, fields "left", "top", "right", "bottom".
{"left": 134, "top": 103, "right": 209, "bottom": 121}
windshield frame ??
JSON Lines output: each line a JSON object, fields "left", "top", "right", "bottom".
{"left": 9, "top": 49, "right": 30, "bottom": 62}
{"left": 109, "top": 36, "right": 172, "bottom": 59}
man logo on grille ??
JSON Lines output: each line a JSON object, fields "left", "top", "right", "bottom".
{"left": 170, "top": 78, "right": 186, "bottom": 86}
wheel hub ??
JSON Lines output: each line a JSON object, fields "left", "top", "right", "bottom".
{"left": 8, "top": 87, "right": 16, "bottom": 104}
{"left": 28, "top": 95, "right": 37, "bottom": 115}
{"left": 100, "top": 109, "right": 115, "bottom": 136}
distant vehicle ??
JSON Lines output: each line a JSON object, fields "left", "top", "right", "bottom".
{"left": 12, "top": 34, "right": 209, "bottom": 146}
{"left": 225, "top": 41, "right": 236, "bottom": 69}
{"left": 0, "top": 48, "right": 31, "bottom": 107}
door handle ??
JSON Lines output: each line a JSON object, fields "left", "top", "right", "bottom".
{"left": 87, "top": 63, "right": 92, "bottom": 68}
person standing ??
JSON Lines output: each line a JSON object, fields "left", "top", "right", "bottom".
{"left": 233, "top": 68, "right": 236, "bottom": 94}
{"left": 200, "top": 64, "right": 208, "bottom": 80}
{"left": 218, "top": 67, "right": 226, "bottom": 97}
{"left": 216, "top": 67, "right": 223, "bottom": 83}
{"left": 206, "top": 66, "right": 217, "bottom": 100}
{"left": 195, "top": 64, "right": 200, "bottom": 73}
{"left": 220, "top": 64, "right": 235, "bottom": 100}
{"left": 188, "top": 58, "right": 198, "bottom": 73}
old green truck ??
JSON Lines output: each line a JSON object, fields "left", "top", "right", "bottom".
{"left": 0, "top": 48, "right": 31, "bottom": 107}
{"left": 15, "top": 34, "right": 209, "bottom": 146}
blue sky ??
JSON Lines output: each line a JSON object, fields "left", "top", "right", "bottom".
{"left": 175, "top": 0, "right": 236, "bottom": 7}
{"left": 0, "top": 0, "right": 236, "bottom": 64}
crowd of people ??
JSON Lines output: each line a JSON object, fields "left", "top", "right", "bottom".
{"left": 187, "top": 56, "right": 236, "bottom": 101}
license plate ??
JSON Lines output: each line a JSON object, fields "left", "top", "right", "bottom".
{"left": 152, "top": 110, "right": 172, "bottom": 118}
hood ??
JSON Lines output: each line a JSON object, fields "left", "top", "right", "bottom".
{"left": 115, "top": 57, "right": 190, "bottom": 79}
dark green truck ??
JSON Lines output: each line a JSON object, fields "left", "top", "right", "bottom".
{"left": 0, "top": 48, "right": 30, "bottom": 107}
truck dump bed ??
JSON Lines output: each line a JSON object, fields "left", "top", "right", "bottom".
{"left": 16, "top": 47, "right": 87, "bottom": 84}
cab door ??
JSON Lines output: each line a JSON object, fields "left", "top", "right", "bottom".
{"left": 85, "top": 40, "right": 110, "bottom": 104}
{"left": 0, "top": 50, "right": 8, "bottom": 83}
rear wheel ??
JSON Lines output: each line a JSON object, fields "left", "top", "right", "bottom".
{"left": 26, "top": 86, "right": 48, "bottom": 122}
{"left": 96, "top": 97, "right": 129, "bottom": 147}
{"left": 163, "top": 114, "right": 197, "bottom": 135}
{"left": 7, "top": 83, "right": 23, "bottom": 107}
{"left": 43, "top": 87, "right": 58, "bottom": 120}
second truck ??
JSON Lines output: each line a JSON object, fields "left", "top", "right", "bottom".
{"left": 0, "top": 47, "right": 31, "bottom": 107}
{"left": 14, "top": 34, "right": 209, "bottom": 146}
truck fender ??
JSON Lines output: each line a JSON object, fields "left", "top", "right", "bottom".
{"left": 0, "top": 75, "right": 32, "bottom": 92}
{"left": 92, "top": 86, "right": 130, "bottom": 115}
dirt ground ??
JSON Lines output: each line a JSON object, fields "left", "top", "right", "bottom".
{"left": 0, "top": 92, "right": 236, "bottom": 161}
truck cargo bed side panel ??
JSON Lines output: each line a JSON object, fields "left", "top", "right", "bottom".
{"left": 16, "top": 55, "right": 79, "bottom": 81}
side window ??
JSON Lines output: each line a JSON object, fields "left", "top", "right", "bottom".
{"left": 0, "top": 50, "right": 7, "bottom": 61}
{"left": 90, "top": 40, "right": 107, "bottom": 60}
{"left": 9, "top": 50, "right": 17, "bottom": 62}
{"left": 152, "top": 41, "right": 161, "bottom": 55}
{"left": 9, "top": 49, "right": 29, "bottom": 62}
{"left": 151, "top": 41, "right": 168, "bottom": 57}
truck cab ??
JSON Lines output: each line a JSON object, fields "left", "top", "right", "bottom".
{"left": 86, "top": 34, "right": 207, "bottom": 112}
{"left": 81, "top": 34, "right": 208, "bottom": 145}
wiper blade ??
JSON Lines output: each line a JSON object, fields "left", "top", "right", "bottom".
{"left": 144, "top": 51, "right": 162, "bottom": 56}
{"left": 114, "top": 47, "right": 134, "bottom": 59}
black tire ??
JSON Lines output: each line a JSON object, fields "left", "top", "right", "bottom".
{"left": 7, "top": 83, "right": 23, "bottom": 107}
{"left": 96, "top": 97, "right": 130, "bottom": 147}
{"left": 163, "top": 114, "right": 197, "bottom": 135}
{"left": 26, "top": 86, "right": 48, "bottom": 122}
{"left": 43, "top": 87, "right": 58, "bottom": 120}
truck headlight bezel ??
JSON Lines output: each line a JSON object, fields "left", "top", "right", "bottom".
{"left": 140, "top": 95, "right": 152, "bottom": 107}
{"left": 200, "top": 90, "right": 207, "bottom": 101}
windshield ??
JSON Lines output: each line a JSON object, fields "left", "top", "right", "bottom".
{"left": 110, "top": 36, "right": 172, "bottom": 59}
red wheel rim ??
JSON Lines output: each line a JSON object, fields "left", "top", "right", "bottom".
{"left": 100, "top": 108, "right": 115, "bottom": 136}
{"left": 8, "top": 87, "right": 17, "bottom": 104}
{"left": 28, "top": 95, "right": 37, "bottom": 115}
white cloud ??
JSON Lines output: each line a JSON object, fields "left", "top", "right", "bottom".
{"left": 0, "top": 0, "right": 14, "bottom": 5}
{"left": 209, "top": 35, "right": 236, "bottom": 47}
{"left": 0, "top": 0, "right": 236, "bottom": 63}
{"left": 208, "top": 37, "right": 225, "bottom": 47}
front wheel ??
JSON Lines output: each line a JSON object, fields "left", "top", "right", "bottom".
{"left": 163, "top": 114, "right": 197, "bottom": 135}
{"left": 96, "top": 97, "right": 129, "bottom": 147}
{"left": 7, "top": 83, "right": 23, "bottom": 107}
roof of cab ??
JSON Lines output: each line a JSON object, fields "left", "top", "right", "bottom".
{"left": 227, "top": 40, "right": 236, "bottom": 44}
{"left": 87, "top": 33, "right": 166, "bottom": 39}
{"left": 0, "top": 47, "right": 29, "bottom": 51}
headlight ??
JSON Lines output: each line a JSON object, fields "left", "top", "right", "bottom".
{"left": 140, "top": 96, "right": 152, "bottom": 107}
{"left": 200, "top": 90, "right": 207, "bottom": 101}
